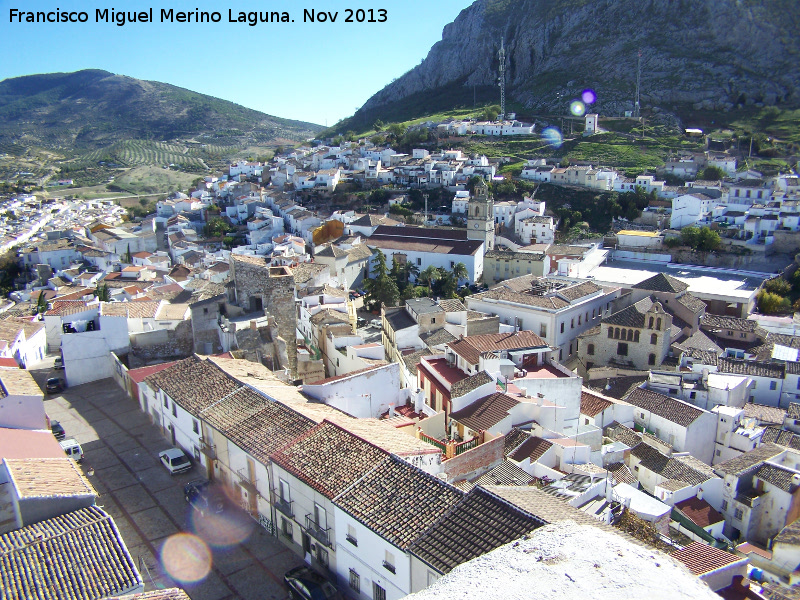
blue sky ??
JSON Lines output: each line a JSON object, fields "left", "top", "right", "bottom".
{"left": 0, "top": 1, "right": 468, "bottom": 125}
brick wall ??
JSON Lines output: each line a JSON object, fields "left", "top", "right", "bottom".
{"left": 441, "top": 434, "right": 505, "bottom": 483}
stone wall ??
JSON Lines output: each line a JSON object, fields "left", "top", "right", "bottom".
{"left": 130, "top": 320, "right": 194, "bottom": 363}
{"left": 773, "top": 231, "right": 800, "bottom": 254}
{"left": 231, "top": 258, "right": 298, "bottom": 378}
{"left": 466, "top": 315, "right": 500, "bottom": 336}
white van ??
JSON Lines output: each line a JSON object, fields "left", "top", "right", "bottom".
{"left": 60, "top": 438, "right": 84, "bottom": 462}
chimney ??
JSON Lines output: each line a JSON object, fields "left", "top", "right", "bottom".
{"left": 792, "top": 473, "right": 800, "bottom": 487}
{"left": 250, "top": 320, "right": 258, "bottom": 332}
{"left": 697, "top": 488, "right": 704, "bottom": 501}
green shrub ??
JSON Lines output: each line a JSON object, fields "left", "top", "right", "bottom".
{"left": 757, "top": 290, "right": 790, "bottom": 315}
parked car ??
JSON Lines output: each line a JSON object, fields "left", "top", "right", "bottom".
{"left": 284, "top": 566, "right": 343, "bottom": 600}
{"left": 356, "top": 317, "right": 366, "bottom": 327}
{"left": 50, "top": 419, "right": 66, "bottom": 441}
{"left": 53, "top": 357, "right": 64, "bottom": 370}
{"left": 370, "top": 319, "right": 382, "bottom": 328}
{"left": 184, "top": 479, "right": 225, "bottom": 516}
{"left": 60, "top": 438, "right": 84, "bottom": 462}
{"left": 46, "top": 377, "right": 65, "bottom": 393}
{"left": 159, "top": 448, "right": 192, "bottom": 475}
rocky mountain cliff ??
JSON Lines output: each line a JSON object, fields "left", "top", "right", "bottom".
{"left": 0, "top": 70, "right": 322, "bottom": 152}
{"left": 355, "top": 0, "right": 800, "bottom": 124}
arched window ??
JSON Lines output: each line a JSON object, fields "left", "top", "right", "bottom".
{"left": 614, "top": 327, "right": 620, "bottom": 339}
{"left": 648, "top": 317, "right": 654, "bottom": 328}
{"left": 651, "top": 333, "right": 658, "bottom": 345}
{"left": 607, "top": 328, "right": 613, "bottom": 339}
{"left": 474, "top": 206, "right": 480, "bottom": 216}
{"left": 634, "top": 331, "right": 640, "bottom": 343}
{"left": 648, "top": 353, "right": 656, "bottom": 366}
{"left": 657, "top": 318, "right": 662, "bottom": 330}
{"left": 627, "top": 329, "right": 633, "bottom": 341}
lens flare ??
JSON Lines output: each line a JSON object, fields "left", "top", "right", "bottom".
{"left": 160, "top": 534, "right": 211, "bottom": 584}
{"left": 570, "top": 100, "right": 586, "bottom": 117}
{"left": 541, "top": 127, "right": 563, "bottom": 149}
{"left": 581, "top": 89, "right": 597, "bottom": 104}
{"left": 189, "top": 506, "right": 255, "bottom": 549}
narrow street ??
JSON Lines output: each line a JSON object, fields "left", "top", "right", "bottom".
{"left": 33, "top": 367, "right": 303, "bottom": 600}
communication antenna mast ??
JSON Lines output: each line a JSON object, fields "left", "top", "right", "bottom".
{"left": 633, "top": 49, "right": 642, "bottom": 119}
{"left": 498, "top": 40, "right": 506, "bottom": 122}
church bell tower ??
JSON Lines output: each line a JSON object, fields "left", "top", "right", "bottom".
{"left": 467, "top": 178, "right": 495, "bottom": 251}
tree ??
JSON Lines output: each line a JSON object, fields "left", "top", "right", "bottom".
{"left": 695, "top": 227, "right": 722, "bottom": 251}
{"left": 386, "top": 123, "right": 406, "bottom": 139}
{"left": 765, "top": 277, "right": 792, "bottom": 296}
{"left": 95, "top": 283, "right": 110, "bottom": 302}
{"left": 480, "top": 105, "right": 501, "bottom": 122}
{"left": 34, "top": 291, "right": 48, "bottom": 315}
{"left": 205, "top": 216, "right": 232, "bottom": 238}
{"left": 466, "top": 176, "right": 484, "bottom": 194}
{"left": 124, "top": 244, "right": 132, "bottom": 264}
{"left": 698, "top": 166, "right": 726, "bottom": 181}
{"left": 418, "top": 265, "right": 441, "bottom": 294}
{"left": 757, "top": 290, "right": 790, "bottom": 315}
{"left": 373, "top": 119, "right": 385, "bottom": 131}
{"left": 364, "top": 249, "right": 399, "bottom": 310}
{"left": 452, "top": 262, "right": 468, "bottom": 284}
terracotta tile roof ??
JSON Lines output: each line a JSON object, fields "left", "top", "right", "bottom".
{"left": 509, "top": 436, "right": 553, "bottom": 463}
{"left": 402, "top": 349, "right": 436, "bottom": 376}
{"left": 631, "top": 444, "right": 715, "bottom": 486}
{"left": 625, "top": 387, "right": 706, "bottom": 427}
{"left": 713, "top": 443, "right": 785, "bottom": 477}
{"left": 588, "top": 376, "right": 648, "bottom": 401}
{"left": 450, "top": 392, "right": 519, "bottom": 431}
{"left": 144, "top": 355, "right": 242, "bottom": 417}
{"left": 271, "top": 420, "right": 388, "bottom": 498}
{"left": 604, "top": 297, "right": 668, "bottom": 329}
{"left": 0, "top": 368, "right": 43, "bottom": 398}
{"left": 580, "top": 389, "right": 614, "bottom": 417}
{"left": 100, "top": 301, "right": 162, "bottom": 319}
{"left": 450, "top": 371, "right": 494, "bottom": 398}
{"left": 743, "top": 403, "right": 786, "bottom": 425}
{"left": 309, "top": 308, "right": 350, "bottom": 326}
{"left": 408, "top": 486, "right": 544, "bottom": 574}
{"left": 717, "top": 357, "right": 784, "bottom": 379}
{"left": 482, "top": 485, "right": 607, "bottom": 529}
{"left": 632, "top": 273, "right": 688, "bottom": 293}
{"left": 333, "top": 455, "right": 463, "bottom": 550}
{"left": 437, "top": 299, "right": 467, "bottom": 313}
{"left": 0, "top": 506, "right": 142, "bottom": 599}
{"left": 447, "top": 331, "right": 549, "bottom": 365}
{"left": 5, "top": 458, "right": 96, "bottom": 499}
{"left": 774, "top": 520, "right": 800, "bottom": 546}
{"left": 605, "top": 423, "right": 643, "bottom": 448}
{"left": 672, "top": 542, "right": 745, "bottom": 576}
{"left": 658, "top": 479, "right": 691, "bottom": 492}
{"left": 421, "top": 328, "right": 457, "bottom": 348}
{"left": 753, "top": 463, "right": 799, "bottom": 492}
{"left": 675, "top": 496, "right": 724, "bottom": 528}
{"left": 605, "top": 462, "right": 636, "bottom": 485}
{"left": 44, "top": 300, "right": 93, "bottom": 316}
{"left": 788, "top": 403, "right": 800, "bottom": 420}
{"left": 503, "top": 428, "right": 531, "bottom": 456}
{"left": 127, "top": 361, "right": 180, "bottom": 384}
{"left": 457, "top": 460, "right": 535, "bottom": 492}
{"left": 702, "top": 314, "right": 761, "bottom": 333}
{"left": 556, "top": 281, "right": 602, "bottom": 302}
{"left": 201, "top": 387, "right": 315, "bottom": 464}
{"left": 470, "top": 287, "right": 569, "bottom": 310}
{"left": 677, "top": 292, "right": 707, "bottom": 313}
{"left": 761, "top": 427, "right": 800, "bottom": 450}
{"left": 384, "top": 307, "right": 416, "bottom": 331}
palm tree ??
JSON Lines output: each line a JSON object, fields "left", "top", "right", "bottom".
{"left": 404, "top": 261, "right": 420, "bottom": 284}
{"left": 452, "top": 262, "right": 469, "bottom": 284}
{"left": 418, "top": 265, "right": 440, "bottom": 294}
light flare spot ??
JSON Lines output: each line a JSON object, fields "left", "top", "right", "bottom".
{"left": 541, "top": 127, "right": 563, "bottom": 149}
{"left": 570, "top": 100, "right": 586, "bottom": 117}
{"left": 581, "top": 89, "right": 597, "bottom": 104}
{"left": 160, "top": 533, "right": 211, "bottom": 584}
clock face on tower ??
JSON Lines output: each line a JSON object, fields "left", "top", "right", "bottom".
{"left": 474, "top": 223, "right": 479, "bottom": 229}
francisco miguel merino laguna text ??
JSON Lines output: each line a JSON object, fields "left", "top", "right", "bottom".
{"left": 8, "top": 7, "right": 388, "bottom": 26}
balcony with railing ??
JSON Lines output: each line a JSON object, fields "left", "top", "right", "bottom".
{"left": 271, "top": 491, "right": 294, "bottom": 518}
{"left": 305, "top": 514, "right": 332, "bottom": 547}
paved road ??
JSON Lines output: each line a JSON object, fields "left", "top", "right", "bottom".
{"left": 36, "top": 369, "right": 303, "bottom": 600}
